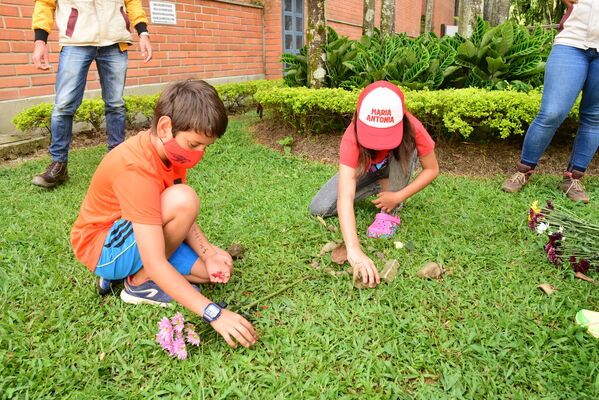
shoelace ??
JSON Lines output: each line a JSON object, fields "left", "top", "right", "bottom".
{"left": 566, "top": 178, "right": 585, "bottom": 194}
{"left": 49, "top": 162, "right": 60, "bottom": 174}
{"left": 509, "top": 171, "right": 526, "bottom": 185}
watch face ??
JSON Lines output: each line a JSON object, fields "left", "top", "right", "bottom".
{"left": 205, "top": 304, "right": 220, "bottom": 319}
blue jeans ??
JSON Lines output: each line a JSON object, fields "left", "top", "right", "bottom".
{"left": 50, "top": 44, "right": 128, "bottom": 162}
{"left": 521, "top": 45, "right": 599, "bottom": 171}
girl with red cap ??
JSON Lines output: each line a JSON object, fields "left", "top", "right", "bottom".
{"left": 310, "top": 81, "right": 439, "bottom": 287}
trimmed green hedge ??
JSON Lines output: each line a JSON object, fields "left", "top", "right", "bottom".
{"left": 12, "top": 79, "right": 282, "bottom": 135}
{"left": 13, "top": 80, "right": 580, "bottom": 141}
{"left": 254, "top": 87, "right": 358, "bottom": 134}
{"left": 216, "top": 79, "right": 283, "bottom": 113}
{"left": 254, "top": 85, "right": 580, "bottom": 139}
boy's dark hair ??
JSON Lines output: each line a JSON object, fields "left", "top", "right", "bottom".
{"left": 354, "top": 114, "right": 416, "bottom": 176}
{"left": 151, "top": 79, "right": 228, "bottom": 138}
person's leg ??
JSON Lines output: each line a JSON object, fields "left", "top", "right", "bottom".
{"left": 96, "top": 44, "right": 128, "bottom": 151}
{"left": 560, "top": 49, "right": 599, "bottom": 203}
{"left": 365, "top": 152, "right": 415, "bottom": 238}
{"left": 520, "top": 45, "right": 589, "bottom": 167}
{"left": 309, "top": 168, "right": 387, "bottom": 217}
{"left": 32, "top": 46, "right": 95, "bottom": 188}
{"left": 130, "top": 184, "right": 202, "bottom": 284}
{"left": 50, "top": 46, "right": 96, "bottom": 161}
{"left": 503, "top": 45, "right": 589, "bottom": 193}
{"left": 116, "top": 185, "right": 208, "bottom": 305}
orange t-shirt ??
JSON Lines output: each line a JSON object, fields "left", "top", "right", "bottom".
{"left": 71, "top": 130, "right": 187, "bottom": 270}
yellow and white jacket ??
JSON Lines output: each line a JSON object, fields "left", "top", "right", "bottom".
{"left": 555, "top": 0, "right": 599, "bottom": 50}
{"left": 32, "top": 0, "right": 149, "bottom": 49}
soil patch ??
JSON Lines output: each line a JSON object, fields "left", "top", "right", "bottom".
{"left": 249, "top": 118, "right": 598, "bottom": 178}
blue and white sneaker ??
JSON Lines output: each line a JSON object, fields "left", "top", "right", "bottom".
{"left": 97, "top": 277, "right": 123, "bottom": 296}
{"left": 120, "top": 277, "right": 174, "bottom": 307}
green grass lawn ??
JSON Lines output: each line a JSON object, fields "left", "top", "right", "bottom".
{"left": 1, "top": 117, "right": 598, "bottom": 399}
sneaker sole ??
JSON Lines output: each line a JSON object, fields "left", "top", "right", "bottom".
{"left": 32, "top": 176, "right": 68, "bottom": 188}
{"left": 366, "top": 225, "right": 399, "bottom": 239}
{"left": 120, "top": 289, "right": 172, "bottom": 308}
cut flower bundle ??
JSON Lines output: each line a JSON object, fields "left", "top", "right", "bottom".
{"left": 529, "top": 200, "right": 599, "bottom": 274}
{"left": 156, "top": 312, "right": 201, "bottom": 359}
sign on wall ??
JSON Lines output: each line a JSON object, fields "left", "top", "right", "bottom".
{"left": 150, "top": 1, "right": 177, "bottom": 25}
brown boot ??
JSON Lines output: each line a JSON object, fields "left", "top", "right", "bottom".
{"left": 560, "top": 170, "right": 590, "bottom": 203}
{"left": 501, "top": 162, "right": 534, "bottom": 193}
{"left": 32, "top": 161, "right": 68, "bottom": 188}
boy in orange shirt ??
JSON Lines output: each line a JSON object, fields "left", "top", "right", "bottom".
{"left": 71, "top": 79, "right": 257, "bottom": 348}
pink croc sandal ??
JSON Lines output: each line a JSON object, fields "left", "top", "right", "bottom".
{"left": 366, "top": 213, "right": 401, "bottom": 239}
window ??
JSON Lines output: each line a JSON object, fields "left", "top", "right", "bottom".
{"left": 282, "top": 0, "right": 304, "bottom": 55}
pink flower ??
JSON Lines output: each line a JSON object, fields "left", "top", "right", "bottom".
{"left": 171, "top": 312, "right": 185, "bottom": 333}
{"left": 160, "top": 339, "right": 175, "bottom": 356}
{"left": 186, "top": 324, "right": 200, "bottom": 346}
{"left": 158, "top": 316, "right": 172, "bottom": 331}
{"left": 173, "top": 337, "right": 187, "bottom": 360}
{"left": 156, "top": 317, "right": 174, "bottom": 345}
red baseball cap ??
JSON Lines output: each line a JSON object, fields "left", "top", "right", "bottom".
{"left": 355, "top": 81, "right": 406, "bottom": 150}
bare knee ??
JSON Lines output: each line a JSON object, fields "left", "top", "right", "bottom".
{"left": 161, "top": 184, "right": 200, "bottom": 223}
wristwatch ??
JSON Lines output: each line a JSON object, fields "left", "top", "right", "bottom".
{"left": 139, "top": 31, "right": 150, "bottom": 37}
{"left": 202, "top": 302, "right": 223, "bottom": 323}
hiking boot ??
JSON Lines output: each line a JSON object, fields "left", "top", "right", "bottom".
{"left": 32, "top": 161, "right": 68, "bottom": 188}
{"left": 560, "top": 170, "right": 590, "bottom": 203}
{"left": 501, "top": 162, "right": 533, "bottom": 193}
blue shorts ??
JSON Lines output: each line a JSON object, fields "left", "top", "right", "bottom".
{"left": 95, "top": 219, "right": 199, "bottom": 280}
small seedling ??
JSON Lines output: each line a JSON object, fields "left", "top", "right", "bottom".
{"left": 277, "top": 136, "right": 294, "bottom": 155}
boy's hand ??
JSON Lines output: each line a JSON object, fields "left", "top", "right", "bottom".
{"left": 372, "top": 191, "right": 403, "bottom": 213}
{"left": 205, "top": 250, "right": 233, "bottom": 283}
{"left": 211, "top": 309, "right": 258, "bottom": 348}
{"left": 348, "top": 249, "right": 380, "bottom": 288}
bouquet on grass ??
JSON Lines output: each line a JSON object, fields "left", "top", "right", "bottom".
{"left": 156, "top": 312, "right": 201, "bottom": 359}
{"left": 529, "top": 200, "right": 599, "bottom": 276}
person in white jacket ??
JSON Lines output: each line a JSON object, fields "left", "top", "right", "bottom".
{"left": 502, "top": 0, "right": 598, "bottom": 203}
{"left": 30, "top": 0, "right": 153, "bottom": 189}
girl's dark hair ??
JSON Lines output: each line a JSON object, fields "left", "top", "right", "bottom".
{"left": 151, "top": 79, "right": 228, "bottom": 138}
{"left": 355, "top": 113, "right": 416, "bottom": 176}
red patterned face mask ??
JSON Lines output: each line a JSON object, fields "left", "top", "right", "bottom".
{"left": 162, "top": 138, "right": 204, "bottom": 168}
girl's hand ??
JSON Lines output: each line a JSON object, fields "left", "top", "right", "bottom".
{"left": 348, "top": 250, "right": 380, "bottom": 288}
{"left": 372, "top": 191, "right": 403, "bottom": 213}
